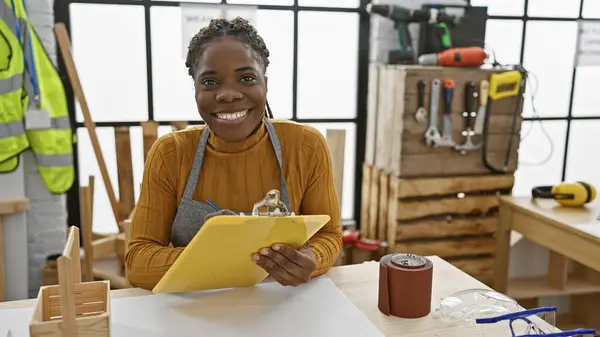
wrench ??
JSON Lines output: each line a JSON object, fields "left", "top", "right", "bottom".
{"left": 456, "top": 81, "right": 481, "bottom": 153}
{"left": 424, "top": 79, "right": 442, "bottom": 147}
{"left": 437, "top": 79, "right": 456, "bottom": 147}
{"left": 414, "top": 80, "right": 427, "bottom": 123}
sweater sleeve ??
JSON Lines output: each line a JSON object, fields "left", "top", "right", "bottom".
{"left": 299, "top": 130, "right": 343, "bottom": 277}
{"left": 125, "top": 136, "right": 184, "bottom": 290}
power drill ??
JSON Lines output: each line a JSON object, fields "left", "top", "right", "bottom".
{"left": 366, "top": 3, "right": 459, "bottom": 64}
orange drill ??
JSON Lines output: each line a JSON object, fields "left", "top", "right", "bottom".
{"left": 418, "top": 47, "right": 487, "bottom": 67}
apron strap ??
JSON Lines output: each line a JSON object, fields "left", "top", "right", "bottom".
{"left": 182, "top": 127, "right": 210, "bottom": 200}
{"left": 263, "top": 118, "right": 292, "bottom": 212}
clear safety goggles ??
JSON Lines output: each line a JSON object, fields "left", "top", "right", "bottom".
{"left": 474, "top": 306, "right": 596, "bottom": 337}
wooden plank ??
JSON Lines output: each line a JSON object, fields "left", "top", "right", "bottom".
{"left": 326, "top": 129, "right": 346, "bottom": 210}
{"left": 397, "top": 195, "right": 500, "bottom": 221}
{"left": 389, "top": 66, "right": 406, "bottom": 176}
{"left": 386, "top": 174, "right": 399, "bottom": 252}
{"left": 401, "top": 133, "right": 520, "bottom": 155}
{"left": 365, "top": 63, "right": 380, "bottom": 166}
{"left": 398, "top": 150, "right": 519, "bottom": 178}
{"left": 366, "top": 167, "right": 380, "bottom": 240}
{"left": 114, "top": 127, "right": 135, "bottom": 220}
{"left": 547, "top": 250, "right": 568, "bottom": 290}
{"left": 395, "top": 175, "right": 514, "bottom": 199}
{"left": 402, "top": 113, "right": 522, "bottom": 138}
{"left": 448, "top": 256, "right": 495, "bottom": 284}
{"left": 377, "top": 171, "right": 389, "bottom": 242}
{"left": 396, "top": 216, "right": 498, "bottom": 241}
{"left": 394, "top": 236, "right": 496, "bottom": 258}
{"left": 0, "top": 198, "right": 30, "bottom": 215}
{"left": 141, "top": 121, "right": 159, "bottom": 163}
{"left": 360, "top": 164, "right": 372, "bottom": 239}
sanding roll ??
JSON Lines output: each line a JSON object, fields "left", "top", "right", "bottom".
{"left": 378, "top": 253, "right": 433, "bottom": 318}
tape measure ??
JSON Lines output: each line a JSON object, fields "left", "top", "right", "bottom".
{"left": 531, "top": 181, "right": 596, "bottom": 207}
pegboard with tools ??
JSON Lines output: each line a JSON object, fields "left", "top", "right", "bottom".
{"left": 359, "top": 64, "right": 525, "bottom": 284}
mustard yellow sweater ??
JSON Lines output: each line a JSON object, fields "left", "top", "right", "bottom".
{"left": 125, "top": 120, "right": 342, "bottom": 290}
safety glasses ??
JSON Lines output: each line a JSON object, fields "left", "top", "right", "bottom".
{"left": 475, "top": 306, "right": 596, "bottom": 337}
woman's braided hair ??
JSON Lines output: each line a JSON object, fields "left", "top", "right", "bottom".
{"left": 185, "top": 17, "right": 273, "bottom": 118}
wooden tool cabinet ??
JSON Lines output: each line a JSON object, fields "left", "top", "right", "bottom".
{"left": 360, "top": 64, "right": 524, "bottom": 285}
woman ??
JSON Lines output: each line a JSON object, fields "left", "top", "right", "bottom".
{"left": 125, "top": 17, "right": 342, "bottom": 290}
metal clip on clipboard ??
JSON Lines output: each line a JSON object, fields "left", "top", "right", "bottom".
{"left": 245, "top": 189, "right": 296, "bottom": 217}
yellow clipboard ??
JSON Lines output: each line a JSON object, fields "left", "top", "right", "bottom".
{"left": 152, "top": 190, "right": 330, "bottom": 294}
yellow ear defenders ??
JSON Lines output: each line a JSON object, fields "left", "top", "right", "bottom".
{"left": 531, "top": 181, "right": 596, "bottom": 207}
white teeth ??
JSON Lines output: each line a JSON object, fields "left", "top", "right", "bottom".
{"left": 215, "top": 110, "right": 249, "bottom": 121}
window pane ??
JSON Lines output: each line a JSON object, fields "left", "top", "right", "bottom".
{"left": 470, "top": 0, "right": 524, "bottom": 16}
{"left": 572, "top": 67, "right": 600, "bottom": 117}
{"left": 298, "top": 0, "right": 359, "bottom": 8}
{"left": 522, "top": 22, "right": 577, "bottom": 118}
{"left": 151, "top": 8, "right": 294, "bottom": 121}
{"left": 70, "top": 4, "right": 148, "bottom": 122}
{"left": 485, "top": 20, "right": 523, "bottom": 65}
{"left": 513, "top": 121, "right": 567, "bottom": 196}
{"left": 151, "top": 6, "right": 201, "bottom": 121}
{"left": 297, "top": 12, "right": 359, "bottom": 119}
{"left": 583, "top": 0, "right": 600, "bottom": 18}
{"left": 77, "top": 127, "right": 119, "bottom": 234}
{"left": 304, "top": 123, "right": 356, "bottom": 220}
{"left": 227, "top": 0, "right": 293, "bottom": 5}
{"left": 566, "top": 120, "right": 600, "bottom": 188}
{"left": 528, "top": 0, "right": 580, "bottom": 18}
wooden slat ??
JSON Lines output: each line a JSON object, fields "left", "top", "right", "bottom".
{"left": 448, "top": 256, "right": 495, "bottom": 284}
{"left": 394, "top": 236, "right": 496, "bottom": 258}
{"left": 141, "top": 121, "right": 159, "bottom": 162}
{"left": 548, "top": 250, "right": 568, "bottom": 290}
{"left": 366, "top": 167, "right": 380, "bottom": 240}
{"left": 396, "top": 216, "right": 498, "bottom": 241}
{"left": 114, "top": 127, "right": 135, "bottom": 220}
{"left": 0, "top": 198, "right": 29, "bottom": 215}
{"left": 397, "top": 195, "right": 500, "bottom": 221}
{"left": 360, "top": 164, "right": 372, "bottom": 238}
{"left": 377, "top": 171, "right": 389, "bottom": 242}
{"left": 395, "top": 175, "right": 514, "bottom": 199}
{"left": 401, "top": 133, "right": 521, "bottom": 156}
{"left": 397, "top": 150, "right": 519, "bottom": 178}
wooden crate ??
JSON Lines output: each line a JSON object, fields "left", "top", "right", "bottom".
{"left": 30, "top": 226, "right": 111, "bottom": 337}
{"left": 365, "top": 64, "right": 523, "bottom": 177}
{"left": 360, "top": 164, "right": 515, "bottom": 284}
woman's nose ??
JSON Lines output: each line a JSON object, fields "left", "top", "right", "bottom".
{"left": 215, "top": 88, "right": 243, "bottom": 102}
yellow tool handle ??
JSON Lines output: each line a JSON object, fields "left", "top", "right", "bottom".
{"left": 479, "top": 80, "right": 489, "bottom": 106}
{"left": 488, "top": 70, "right": 522, "bottom": 100}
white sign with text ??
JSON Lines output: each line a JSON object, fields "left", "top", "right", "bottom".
{"left": 575, "top": 20, "right": 600, "bottom": 67}
{"left": 181, "top": 3, "right": 258, "bottom": 58}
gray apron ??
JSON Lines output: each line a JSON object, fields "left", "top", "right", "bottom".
{"left": 170, "top": 117, "right": 291, "bottom": 247}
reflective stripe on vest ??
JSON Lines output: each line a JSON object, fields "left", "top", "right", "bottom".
{"left": 12, "top": 0, "right": 74, "bottom": 192}
{"left": 0, "top": 0, "right": 29, "bottom": 168}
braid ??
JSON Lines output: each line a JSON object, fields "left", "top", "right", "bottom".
{"left": 185, "top": 17, "right": 270, "bottom": 78}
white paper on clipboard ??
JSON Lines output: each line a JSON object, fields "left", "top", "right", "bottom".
{"left": 180, "top": 3, "right": 258, "bottom": 58}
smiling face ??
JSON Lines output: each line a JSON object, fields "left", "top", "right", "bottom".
{"left": 193, "top": 37, "right": 267, "bottom": 142}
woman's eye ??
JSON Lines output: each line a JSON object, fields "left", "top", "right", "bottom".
{"left": 201, "top": 79, "right": 217, "bottom": 86}
{"left": 241, "top": 76, "right": 256, "bottom": 83}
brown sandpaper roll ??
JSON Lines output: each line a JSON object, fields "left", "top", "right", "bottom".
{"left": 378, "top": 253, "right": 433, "bottom": 318}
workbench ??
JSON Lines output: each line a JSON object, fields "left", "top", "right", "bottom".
{"left": 1, "top": 256, "right": 528, "bottom": 336}
{"left": 493, "top": 196, "right": 600, "bottom": 329}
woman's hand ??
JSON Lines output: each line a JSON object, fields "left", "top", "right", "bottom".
{"left": 204, "top": 209, "right": 237, "bottom": 222}
{"left": 252, "top": 243, "right": 316, "bottom": 287}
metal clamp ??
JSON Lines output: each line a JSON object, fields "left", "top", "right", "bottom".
{"left": 251, "top": 189, "right": 294, "bottom": 216}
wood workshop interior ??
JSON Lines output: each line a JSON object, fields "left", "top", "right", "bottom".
{"left": 2, "top": 0, "right": 600, "bottom": 336}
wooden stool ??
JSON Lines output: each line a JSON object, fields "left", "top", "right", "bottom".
{"left": 0, "top": 198, "right": 30, "bottom": 302}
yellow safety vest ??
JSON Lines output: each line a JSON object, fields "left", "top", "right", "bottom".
{"left": 11, "top": 0, "right": 74, "bottom": 193}
{"left": 0, "top": 0, "right": 29, "bottom": 173}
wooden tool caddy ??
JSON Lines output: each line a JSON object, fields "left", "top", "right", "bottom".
{"left": 30, "top": 226, "right": 111, "bottom": 336}
{"left": 360, "top": 64, "right": 524, "bottom": 285}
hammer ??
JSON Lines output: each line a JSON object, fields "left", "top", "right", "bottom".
{"left": 455, "top": 81, "right": 481, "bottom": 154}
